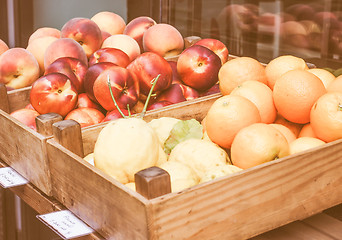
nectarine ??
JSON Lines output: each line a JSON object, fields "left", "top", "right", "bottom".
{"left": 101, "top": 34, "right": 140, "bottom": 62}
{"left": 143, "top": 23, "right": 184, "bottom": 57}
{"left": 0, "top": 48, "right": 40, "bottom": 89}
{"left": 61, "top": 17, "right": 103, "bottom": 58}
{"left": 91, "top": 11, "right": 126, "bottom": 35}
{"left": 44, "top": 38, "right": 88, "bottom": 69}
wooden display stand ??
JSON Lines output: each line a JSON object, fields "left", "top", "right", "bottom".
{"left": 1, "top": 158, "right": 342, "bottom": 239}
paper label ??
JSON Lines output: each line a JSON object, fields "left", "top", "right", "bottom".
{"left": 0, "top": 167, "right": 29, "bottom": 188}
{"left": 37, "top": 210, "right": 94, "bottom": 239}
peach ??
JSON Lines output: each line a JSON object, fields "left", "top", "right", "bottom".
{"left": 102, "top": 108, "right": 128, "bottom": 122}
{"left": 44, "top": 38, "right": 88, "bottom": 69}
{"left": 10, "top": 108, "right": 40, "bottom": 130}
{"left": 61, "top": 17, "right": 103, "bottom": 58}
{"left": 101, "top": 30, "right": 111, "bottom": 43}
{"left": 88, "top": 47, "right": 131, "bottom": 67}
{"left": 83, "top": 62, "right": 118, "bottom": 103}
{"left": 0, "top": 39, "right": 9, "bottom": 56}
{"left": 101, "top": 34, "right": 140, "bottom": 62}
{"left": 93, "top": 65, "right": 140, "bottom": 111}
{"left": 127, "top": 51, "right": 173, "bottom": 96}
{"left": 44, "top": 57, "right": 88, "bottom": 93}
{"left": 26, "top": 36, "right": 59, "bottom": 75}
{"left": 65, "top": 107, "right": 105, "bottom": 128}
{"left": 142, "top": 23, "right": 184, "bottom": 58}
{"left": 76, "top": 93, "right": 105, "bottom": 113}
{"left": 0, "top": 48, "right": 40, "bottom": 89}
{"left": 28, "top": 27, "right": 61, "bottom": 44}
{"left": 91, "top": 11, "right": 126, "bottom": 35}
{"left": 30, "top": 72, "right": 78, "bottom": 117}
{"left": 177, "top": 45, "right": 221, "bottom": 91}
{"left": 194, "top": 38, "right": 229, "bottom": 64}
{"left": 123, "top": 16, "right": 156, "bottom": 52}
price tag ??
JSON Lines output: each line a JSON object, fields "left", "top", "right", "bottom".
{"left": 37, "top": 210, "right": 94, "bottom": 239}
{"left": 0, "top": 167, "right": 29, "bottom": 188}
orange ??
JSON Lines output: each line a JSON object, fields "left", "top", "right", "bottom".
{"left": 326, "top": 75, "right": 342, "bottom": 93}
{"left": 298, "top": 123, "right": 317, "bottom": 138}
{"left": 218, "top": 56, "right": 267, "bottom": 95}
{"left": 289, "top": 137, "right": 325, "bottom": 155}
{"left": 265, "top": 55, "right": 309, "bottom": 90}
{"left": 269, "top": 123, "right": 297, "bottom": 144}
{"left": 230, "top": 80, "right": 277, "bottom": 123}
{"left": 273, "top": 69, "right": 326, "bottom": 124}
{"left": 310, "top": 92, "right": 342, "bottom": 142}
{"left": 205, "top": 95, "right": 261, "bottom": 149}
{"left": 230, "top": 123, "right": 290, "bottom": 169}
{"left": 274, "top": 114, "right": 303, "bottom": 137}
{"left": 307, "top": 68, "right": 336, "bottom": 89}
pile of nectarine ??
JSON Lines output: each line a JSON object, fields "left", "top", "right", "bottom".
{"left": 0, "top": 10, "right": 229, "bottom": 130}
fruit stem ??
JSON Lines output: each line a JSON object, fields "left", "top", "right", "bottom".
{"left": 107, "top": 74, "right": 128, "bottom": 119}
{"left": 127, "top": 104, "right": 132, "bottom": 117}
{"left": 140, "top": 74, "right": 160, "bottom": 119}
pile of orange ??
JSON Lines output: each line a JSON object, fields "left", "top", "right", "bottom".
{"left": 204, "top": 55, "right": 342, "bottom": 169}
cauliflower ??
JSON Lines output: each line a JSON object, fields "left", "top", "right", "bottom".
{"left": 159, "top": 161, "right": 199, "bottom": 192}
{"left": 168, "top": 138, "right": 229, "bottom": 179}
{"left": 93, "top": 117, "right": 160, "bottom": 184}
{"left": 156, "top": 145, "right": 168, "bottom": 166}
{"left": 148, "top": 117, "right": 181, "bottom": 146}
{"left": 163, "top": 119, "right": 203, "bottom": 154}
{"left": 199, "top": 164, "right": 242, "bottom": 183}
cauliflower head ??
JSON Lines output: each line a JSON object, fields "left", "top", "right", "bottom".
{"left": 168, "top": 138, "right": 229, "bottom": 179}
{"left": 200, "top": 164, "right": 242, "bottom": 183}
{"left": 148, "top": 117, "right": 181, "bottom": 146}
{"left": 159, "top": 161, "right": 199, "bottom": 192}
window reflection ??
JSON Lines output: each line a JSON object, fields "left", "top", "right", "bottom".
{"left": 168, "top": 0, "right": 342, "bottom": 68}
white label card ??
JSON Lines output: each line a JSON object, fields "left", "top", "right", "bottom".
{"left": 0, "top": 167, "right": 29, "bottom": 188}
{"left": 37, "top": 210, "right": 94, "bottom": 239}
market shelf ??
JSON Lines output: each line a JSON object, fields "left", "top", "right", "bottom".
{"left": 1, "top": 158, "right": 341, "bottom": 240}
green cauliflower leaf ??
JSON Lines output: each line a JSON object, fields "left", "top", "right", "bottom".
{"left": 164, "top": 119, "right": 203, "bottom": 154}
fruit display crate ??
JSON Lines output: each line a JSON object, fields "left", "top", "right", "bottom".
{"left": 44, "top": 92, "right": 342, "bottom": 240}
{"left": 0, "top": 84, "right": 64, "bottom": 196}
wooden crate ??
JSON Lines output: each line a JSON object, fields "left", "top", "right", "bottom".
{"left": 45, "top": 92, "right": 342, "bottom": 239}
{"left": 0, "top": 84, "right": 62, "bottom": 196}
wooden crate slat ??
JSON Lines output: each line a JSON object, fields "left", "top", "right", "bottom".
{"left": 46, "top": 133, "right": 342, "bottom": 239}
{"left": 0, "top": 84, "right": 9, "bottom": 113}
{"left": 47, "top": 139, "right": 150, "bottom": 240}
{"left": 147, "top": 140, "right": 342, "bottom": 239}
{"left": 6, "top": 87, "right": 31, "bottom": 112}
{"left": 0, "top": 110, "right": 53, "bottom": 195}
